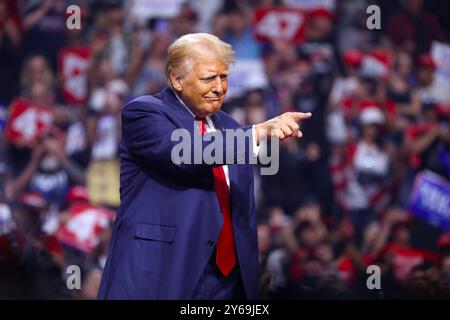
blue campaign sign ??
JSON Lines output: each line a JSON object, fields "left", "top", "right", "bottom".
{"left": 408, "top": 170, "right": 450, "bottom": 231}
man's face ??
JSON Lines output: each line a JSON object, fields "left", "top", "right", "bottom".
{"left": 173, "top": 50, "right": 229, "bottom": 118}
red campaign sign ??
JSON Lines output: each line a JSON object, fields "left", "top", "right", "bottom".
{"left": 56, "top": 203, "right": 115, "bottom": 254}
{"left": 6, "top": 98, "right": 53, "bottom": 145}
{"left": 254, "top": 7, "right": 307, "bottom": 44}
{"left": 58, "top": 46, "right": 91, "bottom": 105}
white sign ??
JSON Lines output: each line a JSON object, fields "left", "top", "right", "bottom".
{"left": 226, "top": 59, "right": 268, "bottom": 99}
{"left": 63, "top": 53, "right": 89, "bottom": 100}
{"left": 255, "top": 9, "right": 305, "bottom": 42}
{"left": 130, "top": 0, "right": 185, "bottom": 21}
{"left": 283, "top": 0, "right": 335, "bottom": 10}
{"left": 431, "top": 41, "right": 450, "bottom": 84}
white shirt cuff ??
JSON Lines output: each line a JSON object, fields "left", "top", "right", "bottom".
{"left": 251, "top": 125, "right": 260, "bottom": 159}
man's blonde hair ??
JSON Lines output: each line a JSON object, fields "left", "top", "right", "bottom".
{"left": 165, "top": 33, "right": 235, "bottom": 89}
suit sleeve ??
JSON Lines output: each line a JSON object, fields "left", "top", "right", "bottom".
{"left": 122, "top": 99, "right": 255, "bottom": 176}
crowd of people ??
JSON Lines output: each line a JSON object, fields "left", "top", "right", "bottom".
{"left": 1, "top": 0, "right": 450, "bottom": 299}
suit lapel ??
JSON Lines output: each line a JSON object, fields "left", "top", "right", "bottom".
{"left": 161, "top": 86, "right": 197, "bottom": 135}
{"left": 161, "top": 86, "right": 191, "bottom": 117}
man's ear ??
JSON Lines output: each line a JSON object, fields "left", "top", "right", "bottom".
{"left": 170, "top": 71, "right": 183, "bottom": 92}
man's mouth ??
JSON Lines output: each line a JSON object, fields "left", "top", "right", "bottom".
{"left": 204, "top": 96, "right": 222, "bottom": 102}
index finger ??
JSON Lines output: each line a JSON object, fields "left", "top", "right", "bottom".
{"left": 288, "top": 112, "right": 312, "bottom": 121}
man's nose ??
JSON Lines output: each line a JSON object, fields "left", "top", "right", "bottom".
{"left": 212, "top": 77, "right": 224, "bottom": 94}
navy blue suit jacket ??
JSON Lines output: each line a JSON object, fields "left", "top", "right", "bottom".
{"left": 98, "top": 87, "right": 259, "bottom": 299}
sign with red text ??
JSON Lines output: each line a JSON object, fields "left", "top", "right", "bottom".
{"left": 56, "top": 203, "right": 115, "bottom": 254}
{"left": 6, "top": 99, "right": 53, "bottom": 145}
{"left": 254, "top": 7, "right": 307, "bottom": 43}
{"left": 59, "top": 46, "right": 91, "bottom": 105}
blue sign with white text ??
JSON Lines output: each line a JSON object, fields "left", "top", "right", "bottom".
{"left": 408, "top": 170, "right": 450, "bottom": 231}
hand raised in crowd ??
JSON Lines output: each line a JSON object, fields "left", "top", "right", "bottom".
{"left": 31, "top": 141, "right": 47, "bottom": 162}
{"left": 4, "top": 141, "right": 47, "bottom": 201}
{"left": 43, "top": 136, "right": 66, "bottom": 160}
{"left": 383, "top": 207, "right": 409, "bottom": 226}
{"left": 41, "top": 0, "right": 55, "bottom": 12}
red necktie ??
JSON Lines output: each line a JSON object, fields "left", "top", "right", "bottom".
{"left": 196, "top": 117, "right": 236, "bottom": 276}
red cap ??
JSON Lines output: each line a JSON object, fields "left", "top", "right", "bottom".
{"left": 343, "top": 49, "right": 363, "bottom": 67}
{"left": 66, "top": 186, "right": 89, "bottom": 203}
{"left": 417, "top": 54, "right": 436, "bottom": 70}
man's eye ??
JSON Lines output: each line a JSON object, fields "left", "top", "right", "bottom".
{"left": 220, "top": 75, "right": 228, "bottom": 80}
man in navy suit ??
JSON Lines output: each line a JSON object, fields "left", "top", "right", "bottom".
{"left": 98, "top": 33, "right": 311, "bottom": 299}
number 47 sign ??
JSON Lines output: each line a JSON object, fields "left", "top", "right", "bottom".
{"left": 56, "top": 202, "right": 115, "bottom": 254}
{"left": 254, "top": 7, "right": 307, "bottom": 43}
{"left": 6, "top": 98, "right": 53, "bottom": 145}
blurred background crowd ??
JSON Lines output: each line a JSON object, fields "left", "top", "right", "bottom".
{"left": 1, "top": 0, "right": 450, "bottom": 299}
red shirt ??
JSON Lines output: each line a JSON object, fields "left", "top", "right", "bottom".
{"left": 405, "top": 122, "right": 436, "bottom": 168}
{"left": 337, "top": 255, "right": 373, "bottom": 287}
{"left": 379, "top": 243, "right": 438, "bottom": 282}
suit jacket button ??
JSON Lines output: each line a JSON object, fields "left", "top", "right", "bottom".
{"left": 207, "top": 240, "right": 214, "bottom": 246}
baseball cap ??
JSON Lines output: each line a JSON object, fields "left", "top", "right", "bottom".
{"left": 66, "top": 186, "right": 89, "bottom": 203}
